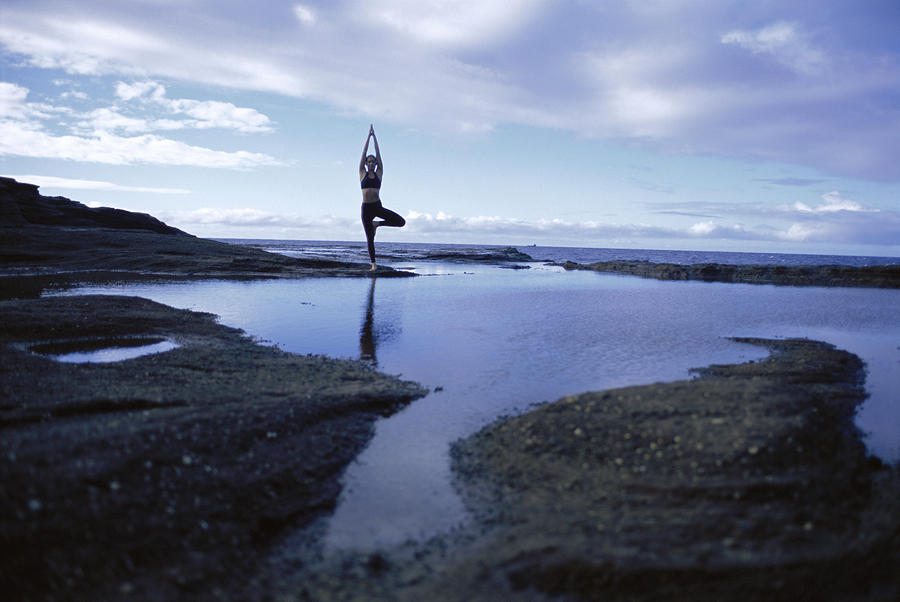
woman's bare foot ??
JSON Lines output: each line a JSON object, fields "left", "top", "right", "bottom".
{"left": 369, "top": 263, "right": 377, "bottom": 271}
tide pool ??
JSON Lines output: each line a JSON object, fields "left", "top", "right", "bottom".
{"left": 52, "top": 261, "right": 900, "bottom": 550}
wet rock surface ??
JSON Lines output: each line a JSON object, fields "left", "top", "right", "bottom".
{"left": 559, "top": 259, "right": 900, "bottom": 288}
{"left": 0, "top": 295, "right": 427, "bottom": 600}
{"left": 2, "top": 179, "right": 898, "bottom": 600}
{"left": 279, "top": 339, "right": 899, "bottom": 601}
{"left": 419, "top": 246, "right": 535, "bottom": 263}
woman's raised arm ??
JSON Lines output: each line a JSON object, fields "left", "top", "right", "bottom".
{"left": 370, "top": 126, "right": 383, "bottom": 173}
{"left": 359, "top": 129, "right": 372, "bottom": 177}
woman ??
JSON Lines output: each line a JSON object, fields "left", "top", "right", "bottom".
{"left": 360, "top": 124, "right": 405, "bottom": 271}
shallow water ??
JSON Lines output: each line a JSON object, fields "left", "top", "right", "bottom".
{"left": 52, "top": 260, "right": 900, "bottom": 550}
{"left": 224, "top": 239, "right": 900, "bottom": 267}
{"left": 37, "top": 340, "right": 179, "bottom": 363}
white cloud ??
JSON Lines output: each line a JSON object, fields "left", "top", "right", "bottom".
{"left": 293, "top": 4, "right": 316, "bottom": 25}
{"left": 79, "top": 108, "right": 150, "bottom": 134}
{"left": 0, "top": 82, "right": 30, "bottom": 118}
{"left": 154, "top": 201, "right": 900, "bottom": 249}
{"left": 168, "top": 98, "right": 273, "bottom": 133}
{"left": 0, "top": 80, "right": 279, "bottom": 167}
{"left": 114, "top": 81, "right": 274, "bottom": 133}
{"left": 791, "top": 191, "right": 879, "bottom": 214}
{"left": 688, "top": 221, "right": 716, "bottom": 236}
{"left": 1, "top": 3, "right": 898, "bottom": 180}
{"left": 4, "top": 174, "right": 190, "bottom": 194}
{"left": 406, "top": 210, "right": 688, "bottom": 241}
{"left": 781, "top": 223, "right": 822, "bottom": 242}
{"left": 0, "top": 16, "right": 165, "bottom": 75}
{"left": 116, "top": 81, "right": 165, "bottom": 101}
{"left": 176, "top": 208, "right": 291, "bottom": 227}
{"left": 162, "top": 207, "right": 351, "bottom": 230}
{"left": 721, "top": 22, "right": 824, "bottom": 74}
{"left": 360, "top": 0, "right": 549, "bottom": 48}
{"left": 0, "top": 120, "right": 281, "bottom": 168}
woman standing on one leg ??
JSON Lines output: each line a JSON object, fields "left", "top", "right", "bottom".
{"left": 360, "top": 124, "right": 405, "bottom": 271}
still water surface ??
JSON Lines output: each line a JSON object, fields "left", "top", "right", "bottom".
{"left": 55, "top": 261, "right": 900, "bottom": 549}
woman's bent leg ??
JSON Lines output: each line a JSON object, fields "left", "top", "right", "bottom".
{"left": 374, "top": 205, "right": 406, "bottom": 228}
{"left": 362, "top": 202, "right": 404, "bottom": 266}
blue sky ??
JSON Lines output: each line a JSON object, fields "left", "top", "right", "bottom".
{"left": 1, "top": 0, "right": 898, "bottom": 256}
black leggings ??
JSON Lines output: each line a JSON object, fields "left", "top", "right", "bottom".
{"left": 361, "top": 201, "right": 405, "bottom": 263}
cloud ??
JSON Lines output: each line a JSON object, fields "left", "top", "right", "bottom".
{"left": 404, "top": 206, "right": 900, "bottom": 248}
{"left": 780, "top": 223, "right": 822, "bottom": 242}
{"left": 721, "top": 22, "right": 824, "bottom": 74}
{"left": 60, "top": 90, "right": 88, "bottom": 100}
{"left": 756, "top": 177, "right": 825, "bottom": 187}
{"left": 0, "top": 81, "right": 29, "bottom": 118}
{"left": 790, "top": 191, "right": 879, "bottom": 214}
{"left": 162, "top": 207, "right": 353, "bottom": 230}
{"left": 0, "top": 120, "right": 281, "bottom": 168}
{"left": 357, "top": 0, "right": 550, "bottom": 48}
{"left": 0, "top": 81, "right": 280, "bottom": 167}
{"left": 3, "top": 174, "right": 190, "bottom": 194}
{"left": 115, "top": 81, "right": 164, "bottom": 101}
{"left": 293, "top": 4, "right": 316, "bottom": 25}
{"left": 0, "top": 15, "right": 166, "bottom": 75}
{"left": 114, "top": 81, "right": 274, "bottom": 133}
{"left": 406, "top": 210, "right": 710, "bottom": 241}
{"left": 1, "top": 2, "right": 898, "bottom": 180}
{"left": 159, "top": 201, "right": 900, "bottom": 249}
{"left": 79, "top": 107, "right": 151, "bottom": 134}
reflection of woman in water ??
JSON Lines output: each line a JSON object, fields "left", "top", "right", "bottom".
{"left": 360, "top": 124, "right": 405, "bottom": 271}
{"left": 359, "top": 277, "right": 377, "bottom": 363}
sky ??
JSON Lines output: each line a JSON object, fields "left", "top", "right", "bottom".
{"left": 1, "top": 0, "right": 899, "bottom": 257}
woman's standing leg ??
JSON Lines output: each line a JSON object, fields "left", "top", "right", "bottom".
{"left": 362, "top": 202, "right": 405, "bottom": 268}
{"left": 361, "top": 203, "right": 378, "bottom": 265}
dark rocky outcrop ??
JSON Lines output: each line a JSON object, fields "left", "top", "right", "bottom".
{"left": 1, "top": 177, "right": 185, "bottom": 234}
{"left": 0, "top": 178, "right": 413, "bottom": 297}
{"left": 281, "top": 339, "right": 899, "bottom": 601}
{"left": 559, "top": 259, "right": 900, "bottom": 289}
{"left": 0, "top": 295, "right": 427, "bottom": 600}
{"left": 422, "top": 246, "right": 535, "bottom": 263}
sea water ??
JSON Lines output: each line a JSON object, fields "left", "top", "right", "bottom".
{"left": 50, "top": 242, "right": 900, "bottom": 550}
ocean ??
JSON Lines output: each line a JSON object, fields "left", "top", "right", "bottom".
{"left": 220, "top": 238, "right": 900, "bottom": 268}
{"left": 53, "top": 240, "right": 900, "bottom": 550}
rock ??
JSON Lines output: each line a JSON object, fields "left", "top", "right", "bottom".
{"left": 422, "top": 246, "right": 535, "bottom": 263}
{"left": 0, "top": 177, "right": 185, "bottom": 235}
{"left": 0, "top": 178, "right": 416, "bottom": 292}
{"left": 0, "top": 295, "right": 427, "bottom": 600}
{"left": 558, "top": 259, "right": 900, "bottom": 289}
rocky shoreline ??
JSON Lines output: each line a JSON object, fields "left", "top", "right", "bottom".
{"left": 256, "top": 339, "right": 900, "bottom": 601}
{"left": 0, "top": 176, "right": 413, "bottom": 301}
{"left": 558, "top": 259, "right": 900, "bottom": 288}
{"left": 0, "top": 295, "right": 427, "bottom": 600}
{"left": 2, "top": 178, "right": 898, "bottom": 600}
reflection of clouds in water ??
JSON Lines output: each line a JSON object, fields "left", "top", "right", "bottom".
{"left": 359, "top": 277, "right": 401, "bottom": 365}
{"left": 52, "top": 268, "right": 900, "bottom": 549}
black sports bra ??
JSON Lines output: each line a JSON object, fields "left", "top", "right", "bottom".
{"left": 361, "top": 172, "right": 381, "bottom": 189}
